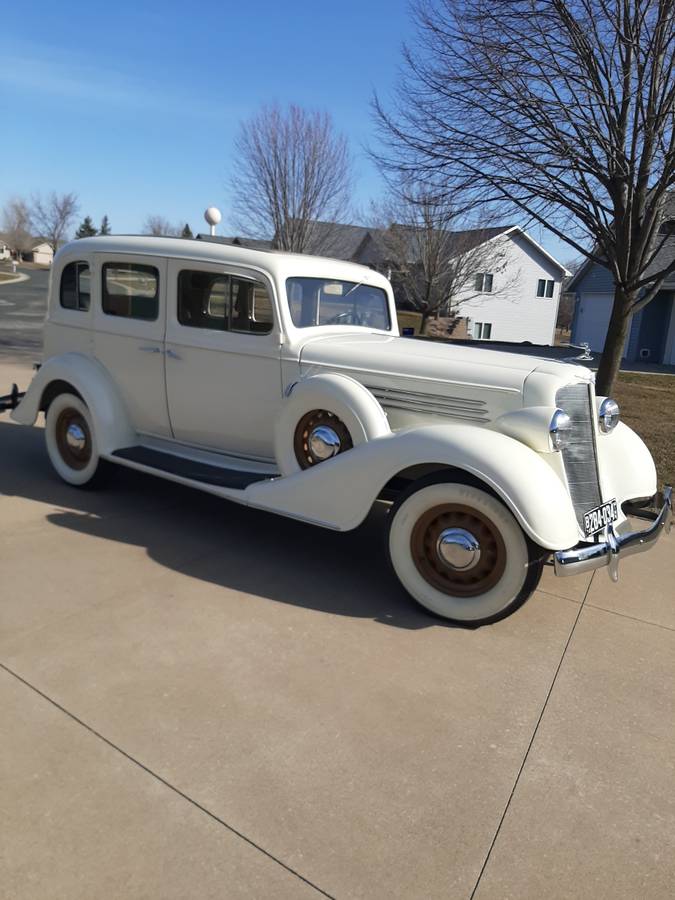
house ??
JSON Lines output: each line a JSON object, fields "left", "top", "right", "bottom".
{"left": 306, "top": 222, "right": 569, "bottom": 345}
{"left": 28, "top": 242, "right": 54, "bottom": 266}
{"left": 207, "top": 222, "right": 569, "bottom": 345}
{"left": 0, "top": 241, "right": 10, "bottom": 261}
{"left": 569, "top": 218, "right": 675, "bottom": 366}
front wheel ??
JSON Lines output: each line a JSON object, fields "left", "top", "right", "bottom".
{"left": 45, "top": 393, "right": 108, "bottom": 488}
{"left": 386, "top": 478, "right": 544, "bottom": 625}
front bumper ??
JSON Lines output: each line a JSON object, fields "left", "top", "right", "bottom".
{"left": 554, "top": 486, "right": 672, "bottom": 581}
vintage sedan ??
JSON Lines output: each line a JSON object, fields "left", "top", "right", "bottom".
{"left": 1, "top": 235, "right": 671, "bottom": 625}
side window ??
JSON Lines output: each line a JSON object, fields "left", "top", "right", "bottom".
{"left": 177, "top": 270, "right": 273, "bottom": 334}
{"left": 60, "top": 261, "right": 91, "bottom": 311}
{"left": 102, "top": 263, "right": 159, "bottom": 320}
{"left": 537, "top": 278, "right": 555, "bottom": 298}
{"left": 178, "top": 271, "right": 229, "bottom": 329}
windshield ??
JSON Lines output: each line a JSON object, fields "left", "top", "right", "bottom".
{"left": 286, "top": 277, "right": 391, "bottom": 330}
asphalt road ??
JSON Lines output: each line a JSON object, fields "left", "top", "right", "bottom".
{"left": 0, "top": 267, "right": 49, "bottom": 363}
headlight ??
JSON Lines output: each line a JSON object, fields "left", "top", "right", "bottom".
{"left": 598, "top": 398, "right": 620, "bottom": 433}
{"left": 549, "top": 408, "right": 572, "bottom": 451}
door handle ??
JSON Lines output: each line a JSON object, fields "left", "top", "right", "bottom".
{"left": 139, "top": 345, "right": 162, "bottom": 353}
{"left": 165, "top": 349, "right": 181, "bottom": 360}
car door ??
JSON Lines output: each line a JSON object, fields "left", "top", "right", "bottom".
{"left": 92, "top": 253, "right": 170, "bottom": 437}
{"left": 164, "top": 258, "right": 282, "bottom": 460}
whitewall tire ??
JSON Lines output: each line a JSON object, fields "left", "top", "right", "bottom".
{"left": 45, "top": 393, "right": 105, "bottom": 487}
{"left": 387, "top": 478, "right": 543, "bottom": 625}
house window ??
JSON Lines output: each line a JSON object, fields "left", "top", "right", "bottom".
{"left": 103, "top": 263, "right": 159, "bottom": 320}
{"left": 177, "top": 271, "right": 273, "bottom": 334}
{"left": 537, "top": 278, "right": 555, "bottom": 298}
{"left": 60, "top": 261, "right": 91, "bottom": 311}
{"left": 474, "top": 273, "right": 494, "bottom": 292}
{"left": 473, "top": 321, "right": 492, "bottom": 339}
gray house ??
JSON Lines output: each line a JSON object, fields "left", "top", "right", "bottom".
{"left": 569, "top": 211, "right": 675, "bottom": 366}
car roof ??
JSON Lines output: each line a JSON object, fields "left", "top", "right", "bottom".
{"left": 56, "top": 235, "right": 391, "bottom": 290}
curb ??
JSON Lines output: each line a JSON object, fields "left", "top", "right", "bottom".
{"left": 0, "top": 273, "right": 30, "bottom": 286}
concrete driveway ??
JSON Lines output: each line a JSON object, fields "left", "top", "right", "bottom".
{"left": 1, "top": 357, "right": 674, "bottom": 899}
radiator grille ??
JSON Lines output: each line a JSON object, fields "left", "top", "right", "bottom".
{"left": 555, "top": 382, "right": 601, "bottom": 529}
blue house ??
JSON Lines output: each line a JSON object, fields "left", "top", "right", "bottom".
{"left": 569, "top": 219, "right": 675, "bottom": 366}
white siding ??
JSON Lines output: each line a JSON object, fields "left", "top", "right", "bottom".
{"left": 454, "top": 231, "right": 562, "bottom": 344}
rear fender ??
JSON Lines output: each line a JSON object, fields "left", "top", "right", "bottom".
{"left": 248, "top": 423, "right": 579, "bottom": 549}
{"left": 12, "top": 353, "right": 135, "bottom": 453}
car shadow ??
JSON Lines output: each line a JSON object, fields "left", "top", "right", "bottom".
{"left": 0, "top": 421, "right": 440, "bottom": 630}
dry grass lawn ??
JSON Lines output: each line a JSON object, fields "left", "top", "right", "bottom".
{"left": 614, "top": 372, "right": 675, "bottom": 488}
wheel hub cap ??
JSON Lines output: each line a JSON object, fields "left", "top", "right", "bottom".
{"left": 308, "top": 425, "right": 341, "bottom": 461}
{"left": 410, "top": 503, "right": 507, "bottom": 597}
{"left": 436, "top": 528, "right": 481, "bottom": 570}
{"left": 65, "top": 423, "right": 86, "bottom": 452}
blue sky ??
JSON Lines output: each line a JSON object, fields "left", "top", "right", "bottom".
{"left": 1, "top": 0, "right": 572, "bottom": 262}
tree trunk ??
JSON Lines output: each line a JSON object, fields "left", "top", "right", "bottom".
{"left": 595, "top": 286, "right": 635, "bottom": 396}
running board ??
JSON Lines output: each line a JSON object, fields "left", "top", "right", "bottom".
{"left": 112, "top": 446, "right": 275, "bottom": 489}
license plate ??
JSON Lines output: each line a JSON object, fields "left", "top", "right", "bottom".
{"left": 583, "top": 499, "right": 618, "bottom": 537}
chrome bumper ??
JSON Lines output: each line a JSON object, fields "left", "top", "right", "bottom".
{"left": 554, "top": 486, "right": 672, "bottom": 581}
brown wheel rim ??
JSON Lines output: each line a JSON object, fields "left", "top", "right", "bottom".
{"left": 293, "top": 409, "right": 353, "bottom": 470}
{"left": 54, "top": 408, "right": 92, "bottom": 471}
{"left": 410, "top": 503, "right": 507, "bottom": 597}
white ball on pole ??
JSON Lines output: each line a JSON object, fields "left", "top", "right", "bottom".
{"left": 204, "top": 206, "right": 222, "bottom": 236}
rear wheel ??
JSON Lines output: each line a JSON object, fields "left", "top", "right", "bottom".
{"left": 45, "top": 393, "right": 107, "bottom": 487}
{"left": 387, "top": 478, "right": 544, "bottom": 625}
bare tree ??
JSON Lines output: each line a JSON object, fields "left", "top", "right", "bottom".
{"left": 1, "top": 197, "right": 33, "bottom": 258}
{"left": 373, "top": 0, "right": 675, "bottom": 393}
{"left": 31, "top": 192, "right": 79, "bottom": 254}
{"left": 142, "top": 216, "right": 181, "bottom": 237}
{"left": 231, "top": 103, "right": 353, "bottom": 252}
{"left": 373, "top": 187, "right": 516, "bottom": 333}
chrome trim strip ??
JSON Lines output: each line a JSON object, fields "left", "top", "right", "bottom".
{"left": 367, "top": 384, "right": 491, "bottom": 422}
{"left": 375, "top": 399, "right": 491, "bottom": 423}
{"left": 554, "top": 486, "right": 672, "bottom": 580}
{"left": 368, "top": 386, "right": 487, "bottom": 408}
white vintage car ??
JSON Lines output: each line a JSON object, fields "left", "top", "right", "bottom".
{"left": 2, "top": 235, "right": 671, "bottom": 625}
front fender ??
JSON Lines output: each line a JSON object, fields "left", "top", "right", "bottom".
{"left": 12, "top": 353, "right": 135, "bottom": 453}
{"left": 247, "top": 423, "right": 579, "bottom": 549}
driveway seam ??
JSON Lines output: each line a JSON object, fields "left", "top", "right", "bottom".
{"left": 467, "top": 572, "right": 594, "bottom": 899}
{"left": 0, "top": 662, "right": 336, "bottom": 900}
{"left": 584, "top": 601, "right": 675, "bottom": 633}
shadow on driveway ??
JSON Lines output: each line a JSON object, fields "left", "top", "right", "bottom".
{"left": 0, "top": 421, "right": 438, "bottom": 631}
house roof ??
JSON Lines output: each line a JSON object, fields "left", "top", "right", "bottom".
{"left": 567, "top": 192, "right": 675, "bottom": 293}
{"left": 207, "top": 220, "right": 570, "bottom": 273}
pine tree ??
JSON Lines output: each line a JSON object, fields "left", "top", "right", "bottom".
{"left": 99, "top": 215, "right": 111, "bottom": 235}
{"left": 75, "top": 216, "right": 98, "bottom": 239}
{"left": 181, "top": 223, "right": 193, "bottom": 239}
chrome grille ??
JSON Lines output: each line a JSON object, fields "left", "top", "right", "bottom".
{"left": 555, "top": 382, "right": 601, "bottom": 528}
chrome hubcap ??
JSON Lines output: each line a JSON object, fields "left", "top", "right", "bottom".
{"left": 436, "top": 528, "right": 481, "bottom": 571}
{"left": 308, "top": 425, "right": 341, "bottom": 461}
{"left": 65, "top": 423, "right": 86, "bottom": 452}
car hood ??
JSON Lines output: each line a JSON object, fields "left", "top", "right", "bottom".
{"left": 298, "top": 332, "right": 590, "bottom": 396}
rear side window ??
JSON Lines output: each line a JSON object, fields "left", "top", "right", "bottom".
{"left": 177, "top": 270, "right": 273, "bottom": 334}
{"left": 60, "top": 261, "right": 91, "bottom": 311}
{"left": 102, "top": 263, "right": 159, "bottom": 320}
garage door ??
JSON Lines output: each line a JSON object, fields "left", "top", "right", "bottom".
{"left": 574, "top": 292, "right": 632, "bottom": 356}
{"left": 574, "top": 293, "right": 613, "bottom": 351}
